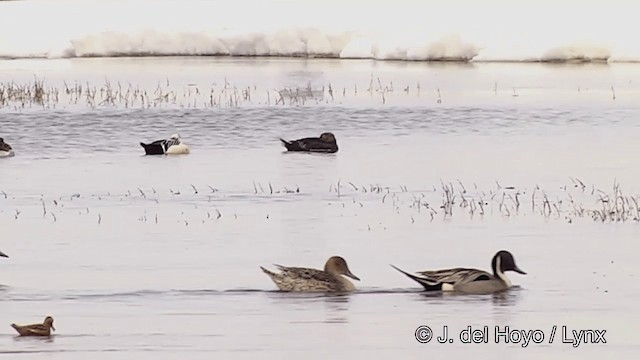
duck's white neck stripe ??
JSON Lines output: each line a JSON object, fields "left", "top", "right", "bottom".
{"left": 495, "top": 256, "right": 512, "bottom": 287}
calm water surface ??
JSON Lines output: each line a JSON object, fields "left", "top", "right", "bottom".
{"left": 0, "top": 58, "right": 639, "bottom": 359}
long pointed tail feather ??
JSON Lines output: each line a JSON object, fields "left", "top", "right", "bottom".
{"left": 279, "top": 138, "right": 293, "bottom": 150}
{"left": 260, "top": 266, "right": 277, "bottom": 277}
{"left": 390, "top": 264, "right": 443, "bottom": 291}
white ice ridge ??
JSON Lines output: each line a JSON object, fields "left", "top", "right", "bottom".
{"left": 0, "top": 0, "right": 639, "bottom": 62}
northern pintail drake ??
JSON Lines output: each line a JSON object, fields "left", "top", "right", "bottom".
{"left": 391, "top": 250, "right": 526, "bottom": 295}
{"left": 140, "top": 134, "right": 190, "bottom": 155}
{"left": 280, "top": 132, "right": 338, "bottom": 153}
{"left": 261, "top": 256, "right": 359, "bottom": 292}
{"left": 11, "top": 316, "right": 55, "bottom": 337}
{"left": 0, "top": 138, "right": 14, "bottom": 158}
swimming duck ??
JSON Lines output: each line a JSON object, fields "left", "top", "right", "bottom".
{"left": 280, "top": 132, "right": 338, "bottom": 153}
{"left": 140, "top": 134, "right": 190, "bottom": 155}
{"left": 10, "top": 316, "right": 55, "bottom": 337}
{"left": 0, "top": 138, "right": 14, "bottom": 158}
{"left": 391, "top": 250, "right": 526, "bottom": 295}
{"left": 261, "top": 256, "right": 359, "bottom": 292}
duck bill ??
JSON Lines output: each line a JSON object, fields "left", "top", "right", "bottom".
{"left": 513, "top": 266, "right": 526, "bottom": 275}
{"left": 0, "top": 250, "right": 8, "bottom": 258}
{"left": 51, "top": 325, "right": 56, "bottom": 331}
{"left": 344, "top": 271, "right": 360, "bottom": 281}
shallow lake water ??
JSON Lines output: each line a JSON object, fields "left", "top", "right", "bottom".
{"left": 0, "top": 58, "right": 639, "bottom": 359}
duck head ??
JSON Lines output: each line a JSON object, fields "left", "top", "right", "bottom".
{"left": 491, "top": 250, "right": 526, "bottom": 276}
{"left": 0, "top": 138, "right": 11, "bottom": 152}
{"left": 43, "top": 316, "right": 55, "bottom": 331}
{"left": 324, "top": 256, "right": 360, "bottom": 281}
{"left": 320, "top": 133, "right": 336, "bottom": 143}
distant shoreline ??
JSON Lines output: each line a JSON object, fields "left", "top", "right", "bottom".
{"left": 1, "top": 54, "right": 635, "bottom": 64}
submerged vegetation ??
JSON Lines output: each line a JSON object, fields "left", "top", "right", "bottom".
{"left": 0, "top": 76, "right": 422, "bottom": 110}
{"left": 1, "top": 178, "right": 638, "bottom": 226}
{"left": 0, "top": 74, "right": 617, "bottom": 111}
{"left": 0, "top": 72, "right": 624, "bottom": 111}
{"left": 0, "top": 72, "right": 625, "bottom": 111}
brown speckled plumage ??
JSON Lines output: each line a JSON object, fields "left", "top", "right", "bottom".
{"left": 261, "top": 256, "right": 359, "bottom": 292}
{"left": 11, "top": 316, "right": 55, "bottom": 337}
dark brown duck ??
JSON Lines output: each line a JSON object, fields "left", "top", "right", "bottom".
{"left": 0, "top": 138, "right": 14, "bottom": 157}
{"left": 280, "top": 132, "right": 338, "bottom": 153}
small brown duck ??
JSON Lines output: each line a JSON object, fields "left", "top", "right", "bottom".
{"left": 261, "top": 256, "right": 359, "bottom": 292}
{"left": 11, "top": 316, "right": 55, "bottom": 337}
{"left": 279, "top": 132, "right": 338, "bottom": 153}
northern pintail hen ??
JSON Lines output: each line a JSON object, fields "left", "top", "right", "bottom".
{"left": 11, "top": 316, "right": 55, "bottom": 337}
{"left": 280, "top": 132, "right": 338, "bottom": 153}
{"left": 261, "top": 256, "right": 359, "bottom": 292}
{"left": 392, "top": 250, "right": 526, "bottom": 295}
